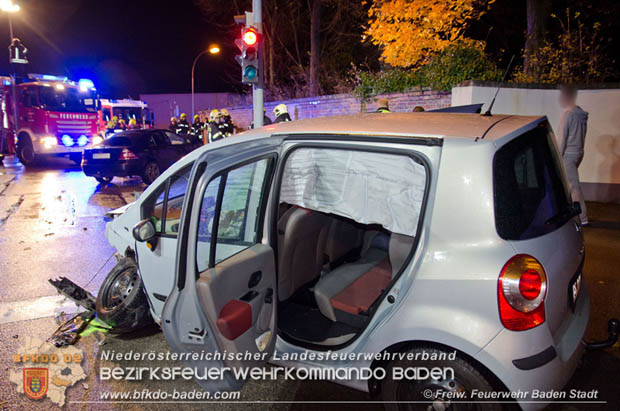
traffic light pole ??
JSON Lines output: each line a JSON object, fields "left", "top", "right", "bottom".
{"left": 252, "top": 0, "right": 264, "bottom": 128}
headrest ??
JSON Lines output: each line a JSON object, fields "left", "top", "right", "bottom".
{"left": 361, "top": 230, "right": 389, "bottom": 256}
{"left": 370, "top": 232, "right": 390, "bottom": 251}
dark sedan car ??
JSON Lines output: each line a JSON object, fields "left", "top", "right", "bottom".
{"left": 82, "top": 129, "right": 197, "bottom": 184}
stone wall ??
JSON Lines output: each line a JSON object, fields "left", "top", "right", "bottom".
{"left": 200, "top": 89, "right": 452, "bottom": 130}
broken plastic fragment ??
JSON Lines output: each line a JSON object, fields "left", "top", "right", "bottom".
{"left": 48, "top": 311, "right": 94, "bottom": 347}
{"left": 48, "top": 277, "right": 96, "bottom": 312}
{"left": 54, "top": 311, "right": 68, "bottom": 325}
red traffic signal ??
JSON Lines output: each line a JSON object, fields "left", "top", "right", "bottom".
{"left": 236, "top": 25, "right": 261, "bottom": 84}
{"left": 243, "top": 28, "right": 258, "bottom": 46}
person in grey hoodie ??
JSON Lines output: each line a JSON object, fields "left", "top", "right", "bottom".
{"left": 558, "top": 85, "right": 589, "bottom": 225}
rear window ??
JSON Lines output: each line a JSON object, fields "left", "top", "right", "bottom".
{"left": 103, "top": 137, "right": 132, "bottom": 147}
{"left": 493, "top": 126, "right": 572, "bottom": 240}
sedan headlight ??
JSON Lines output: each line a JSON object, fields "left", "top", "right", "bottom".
{"left": 92, "top": 135, "right": 104, "bottom": 146}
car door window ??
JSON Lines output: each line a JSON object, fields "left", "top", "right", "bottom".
{"left": 196, "top": 159, "right": 271, "bottom": 271}
{"left": 163, "top": 170, "right": 192, "bottom": 234}
{"left": 165, "top": 131, "right": 185, "bottom": 145}
{"left": 152, "top": 131, "right": 170, "bottom": 147}
{"left": 142, "top": 165, "right": 192, "bottom": 236}
{"left": 149, "top": 188, "right": 166, "bottom": 232}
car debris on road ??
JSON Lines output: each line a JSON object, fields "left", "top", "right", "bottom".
{"left": 48, "top": 312, "right": 94, "bottom": 347}
{"left": 47, "top": 276, "right": 112, "bottom": 347}
{"left": 48, "top": 277, "right": 96, "bottom": 312}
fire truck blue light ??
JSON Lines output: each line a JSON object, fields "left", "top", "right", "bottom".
{"left": 78, "top": 78, "right": 95, "bottom": 92}
{"left": 61, "top": 135, "right": 75, "bottom": 147}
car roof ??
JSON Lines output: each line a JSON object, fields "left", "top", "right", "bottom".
{"left": 111, "top": 130, "right": 150, "bottom": 137}
{"left": 150, "top": 112, "right": 547, "bottom": 190}
{"left": 242, "top": 112, "right": 546, "bottom": 142}
{"left": 113, "top": 129, "right": 171, "bottom": 136}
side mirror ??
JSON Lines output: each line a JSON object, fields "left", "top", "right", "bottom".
{"left": 132, "top": 219, "right": 156, "bottom": 242}
{"left": 572, "top": 201, "right": 582, "bottom": 216}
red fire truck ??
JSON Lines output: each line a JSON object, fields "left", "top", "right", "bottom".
{"left": 98, "top": 98, "right": 153, "bottom": 134}
{"left": 0, "top": 74, "right": 99, "bottom": 166}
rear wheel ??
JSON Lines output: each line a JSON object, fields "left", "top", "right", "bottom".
{"left": 142, "top": 161, "right": 160, "bottom": 185}
{"left": 16, "top": 137, "right": 37, "bottom": 166}
{"left": 96, "top": 257, "right": 153, "bottom": 333}
{"left": 95, "top": 176, "right": 113, "bottom": 184}
{"left": 381, "top": 347, "right": 503, "bottom": 411}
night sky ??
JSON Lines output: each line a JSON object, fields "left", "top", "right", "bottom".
{"left": 0, "top": 0, "right": 237, "bottom": 99}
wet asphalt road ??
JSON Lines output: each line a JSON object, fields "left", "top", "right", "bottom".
{"left": 0, "top": 155, "right": 618, "bottom": 410}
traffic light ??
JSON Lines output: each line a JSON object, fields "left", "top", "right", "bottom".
{"left": 235, "top": 25, "right": 261, "bottom": 84}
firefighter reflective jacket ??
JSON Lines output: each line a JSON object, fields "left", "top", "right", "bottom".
{"left": 176, "top": 120, "right": 191, "bottom": 135}
{"left": 207, "top": 122, "right": 224, "bottom": 143}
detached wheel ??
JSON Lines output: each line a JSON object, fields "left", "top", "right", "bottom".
{"left": 142, "top": 161, "right": 160, "bottom": 185}
{"left": 96, "top": 257, "right": 153, "bottom": 333}
{"left": 382, "top": 347, "right": 502, "bottom": 411}
{"left": 95, "top": 176, "right": 113, "bottom": 184}
{"left": 17, "top": 138, "right": 37, "bottom": 166}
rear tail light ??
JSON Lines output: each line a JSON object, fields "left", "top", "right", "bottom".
{"left": 119, "top": 148, "right": 138, "bottom": 160}
{"left": 498, "top": 254, "right": 547, "bottom": 331}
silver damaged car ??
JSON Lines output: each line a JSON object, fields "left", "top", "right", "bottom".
{"left": 102, "top": 112, "right": 595, "bottom": 410}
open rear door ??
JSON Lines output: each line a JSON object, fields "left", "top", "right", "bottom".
{"left": 162, "top": 138, "right": 281, "bottom": 392}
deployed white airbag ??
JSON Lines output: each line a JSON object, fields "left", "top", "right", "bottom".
{"left": 280, "top": 148, "right": 426, "bottom": 236}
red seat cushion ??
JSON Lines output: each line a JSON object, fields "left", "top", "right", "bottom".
{"left": 330, "top": 258, "right": 392, "bottom": 315}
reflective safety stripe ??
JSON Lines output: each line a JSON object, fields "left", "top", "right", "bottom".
{"left": 209, "top": 131, "right": 223, "bottom": 143}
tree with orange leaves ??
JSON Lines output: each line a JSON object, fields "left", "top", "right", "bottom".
{"left": 364, "top": 0, "right": 495, "bottom": 68}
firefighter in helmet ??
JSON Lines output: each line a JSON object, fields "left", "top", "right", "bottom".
{"left": 191, "top": 114, "right": 205, "bottom": 144}
{"left": 106, "top": 116, "right": 119, "bottom": 135}
{"left": 376, "top": 98, "right": 391, "bottom": 113}
{"left": 128, "top": 118, "right": 138, "bottom": 129}
{"left": 219, "top": 109, "right": 235, "bottom": 136}
{"left": 169, "top": 116, "right": 178, "bottom": 132}
{"left": 207, "top": 109, "right": 224, "bottom": 144}
{"left": 177, "top": 113, "right": 191, "bottom": 135}
{"left": 118, "top": 118, "right": 127, "bottom": 130}
{"left": 273, "top": 104, "right": 292, "bottom": 123}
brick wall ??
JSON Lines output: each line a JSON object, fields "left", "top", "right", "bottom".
{"left": 200, "top": 89, "right": 451, "bottom": 130}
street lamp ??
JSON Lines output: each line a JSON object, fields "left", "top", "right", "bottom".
{"left": 191, "top": 44, "right": 220, "bottom": 118}
{"left": 0, "top": 0, "right": 19, "bottom": 13}
{"left": 1, "top": 0, "right": 19, "bottom": 42}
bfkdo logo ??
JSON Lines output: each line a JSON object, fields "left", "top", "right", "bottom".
{"left": 23, "top": 368, "right": 49, "bottom": 400}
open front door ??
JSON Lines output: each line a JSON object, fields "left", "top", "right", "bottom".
{"left": 162, "top": 138, "right": 281, "bottom": 392}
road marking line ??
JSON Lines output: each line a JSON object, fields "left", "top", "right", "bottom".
{"left": 0, "top": 195, "right": 24, "bottom": 228}
{"left": 0, "top": 294, "right": 84, "bottom": 325}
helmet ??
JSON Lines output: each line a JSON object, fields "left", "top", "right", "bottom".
{"left": 180, "top": 113, "right": 187, "bottom": 120}
{"left": 377, "top": 98, "right": 389, "bottom": 109}
{"left": 273, "top": 104, "right": 288, "bottom": 117}
{"left": 220, "top": 109, "right": 230, "bottom": 117}
{"left": 194, "top": 114, "right": 200, "bottom": 122}
{"left": 112, "top": 116, "right": 119, "bottom": 122}
{"left": 128, "top": 118, "right": 137, "bottom": 125}
{"left": 209, "top": 109, "right": 220, "bottom": 122}
{"left": 118, "top": 119, "right": 126, "bottom": 124}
